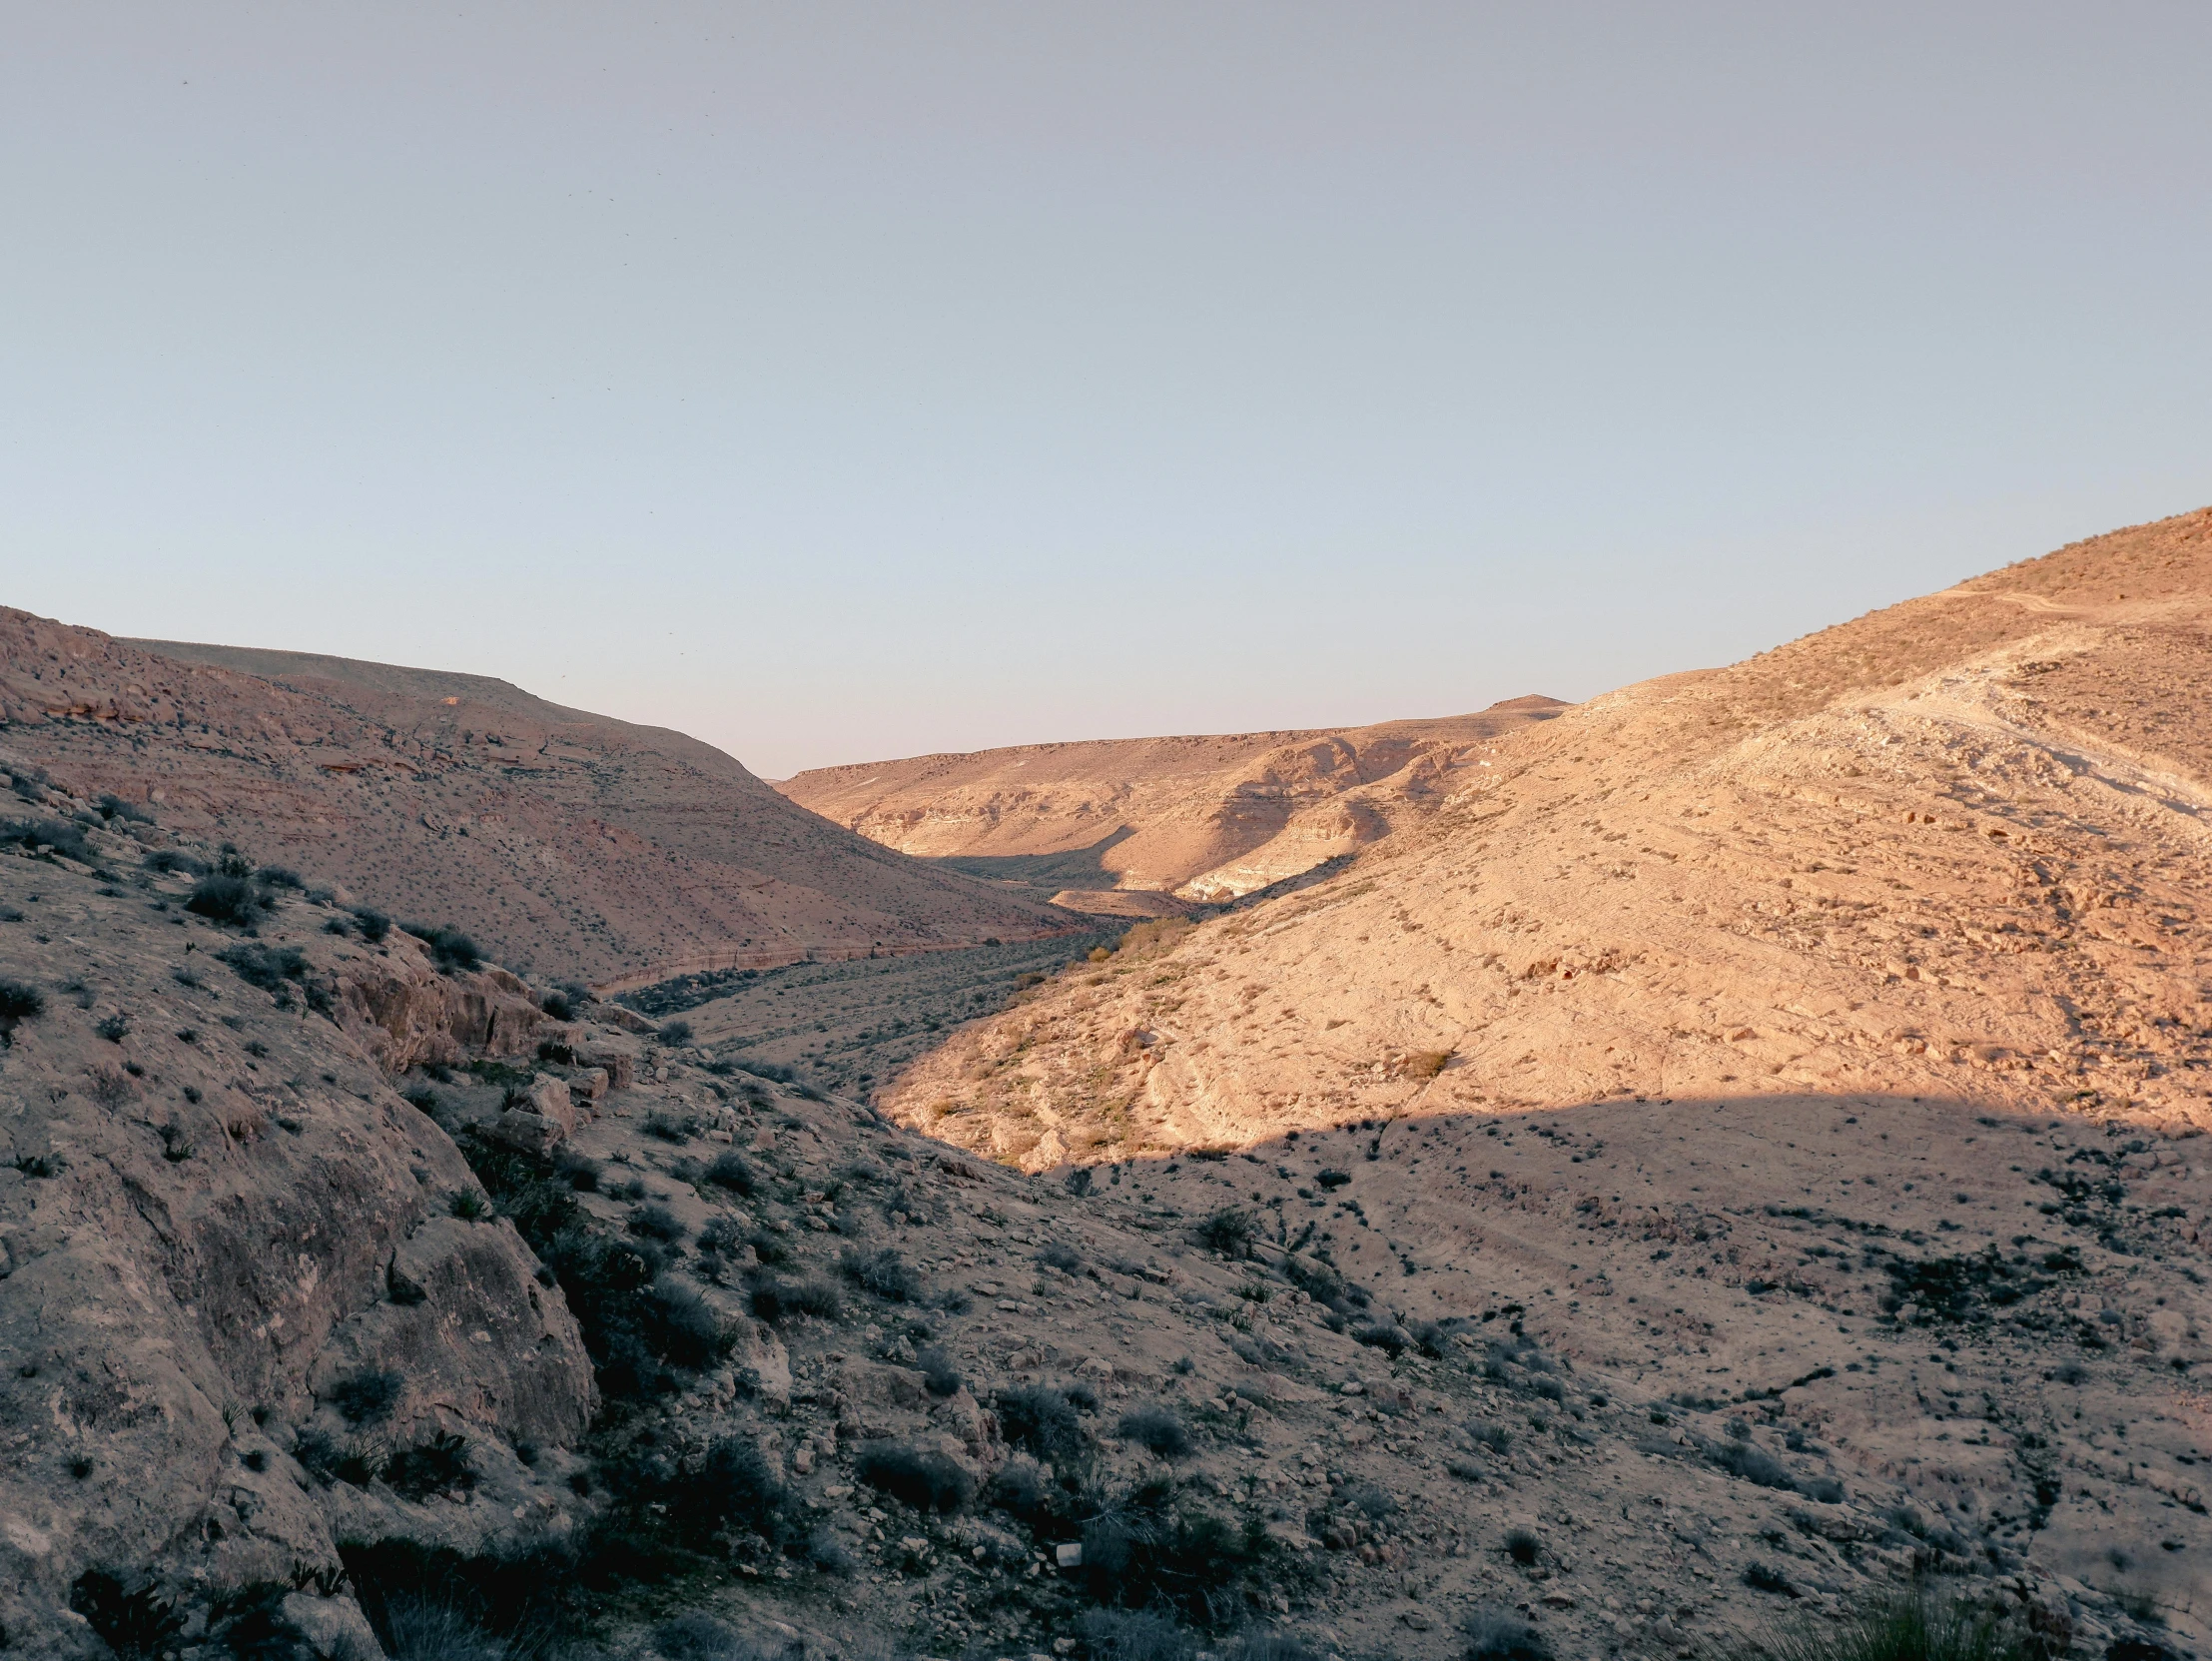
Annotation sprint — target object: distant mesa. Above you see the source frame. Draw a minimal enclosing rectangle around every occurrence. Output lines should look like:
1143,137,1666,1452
775,695,1568,903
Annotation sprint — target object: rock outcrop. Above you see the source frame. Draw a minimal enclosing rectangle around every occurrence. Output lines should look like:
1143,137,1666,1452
0,826,597,1653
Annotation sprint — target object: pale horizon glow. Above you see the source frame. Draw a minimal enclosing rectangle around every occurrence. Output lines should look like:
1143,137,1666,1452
5,4,2210,777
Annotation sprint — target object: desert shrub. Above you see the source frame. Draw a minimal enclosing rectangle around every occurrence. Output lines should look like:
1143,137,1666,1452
917,1345,964,1397
642,1110,695,1144
839,1246,923,1302
255,864,304,890
806,1527,862,1578
539,989,575,1021
1066,1166,1095,1197
1078,1608,1196,1661
552,1148,600,1191
400,1083,441,1116
2,817,95,862
1711,1439,1800,1492
998,1385,1093,1466
1504,1527,1542,1566
639,1279,733,1370
1079,1486,1274,1628
747,1274,842,1324
1314,1169,1352,1191
449,1189,491,1220
1117,1402,1192,1458
1470,1421,1512,1454
731,1057,796,1083
1354,1320,1409,1355
350,906,391,943
1194,1207,1256,1256
404,924,481,974
704,1150,756,1194
857,1443,976,1513
1744,1561,1796,1596
383,1432,474,1501
655,1612,747,1660
329,1366,404,1423
2052,1361,2088,1385
1465,1609,1551,1661
1411,1318,1449,1357
1340,1482,1395,1518
989,1455,1056,1521
656,1434,804,1554
342,1537,587,1657
218,942,310,994
1445,1457,1486,1482
696,1215,748,1259
95,794,151,824
1529,1374,1565,1402
627,1203,686,1244
69,1569,185,1659
143,849,206,876
186,874,272,926
0,978,46,1023
658,1019,693,1047
1037,1240,1084,1273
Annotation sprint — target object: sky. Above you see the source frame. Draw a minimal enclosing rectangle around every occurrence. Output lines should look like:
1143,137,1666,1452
5,4,2210,778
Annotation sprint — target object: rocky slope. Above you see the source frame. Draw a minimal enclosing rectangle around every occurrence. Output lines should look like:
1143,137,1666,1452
0,615,1074,987
872,505,2212,1646
883,508,2212,1157
776,698,1567,905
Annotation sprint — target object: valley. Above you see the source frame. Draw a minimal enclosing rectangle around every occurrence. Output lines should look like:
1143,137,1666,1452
5,507,2212,1661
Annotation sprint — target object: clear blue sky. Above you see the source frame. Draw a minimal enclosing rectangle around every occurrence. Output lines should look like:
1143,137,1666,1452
6,4,2208,777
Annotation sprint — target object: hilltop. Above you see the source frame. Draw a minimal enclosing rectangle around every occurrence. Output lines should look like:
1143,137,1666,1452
776,698,1567,908
0,616,1075,987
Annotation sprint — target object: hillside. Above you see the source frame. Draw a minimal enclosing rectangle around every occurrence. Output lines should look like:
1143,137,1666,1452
776,697,1567,906
0,615,1075,986
883,508,2212,1161
4,806,2189,1661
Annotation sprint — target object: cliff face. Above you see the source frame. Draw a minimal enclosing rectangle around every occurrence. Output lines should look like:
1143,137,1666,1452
0,615,1077,987
777,696,1568,902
